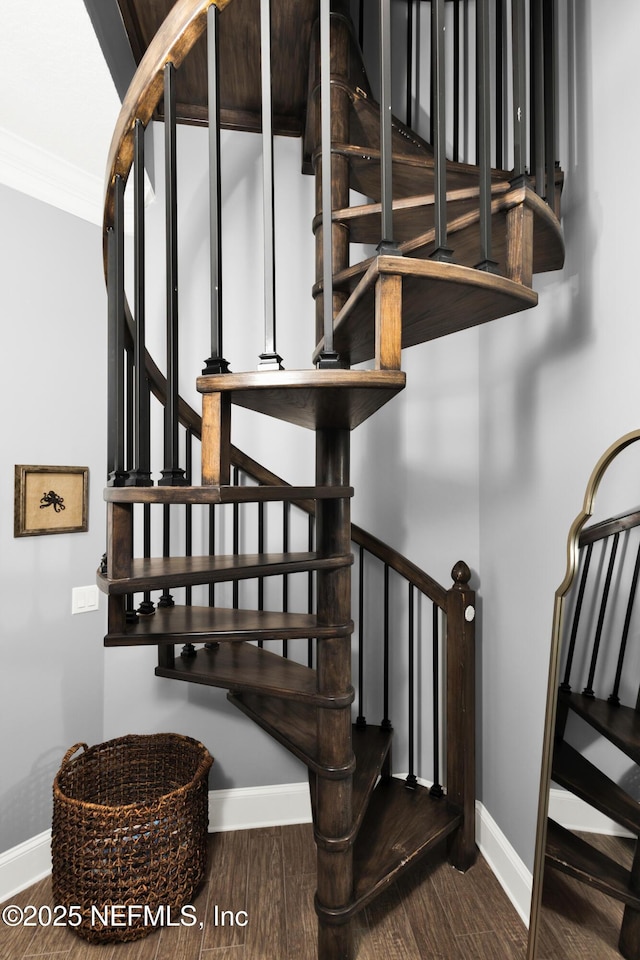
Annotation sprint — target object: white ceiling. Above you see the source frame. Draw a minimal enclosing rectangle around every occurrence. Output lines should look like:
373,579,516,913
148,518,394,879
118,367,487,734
0,0,122,225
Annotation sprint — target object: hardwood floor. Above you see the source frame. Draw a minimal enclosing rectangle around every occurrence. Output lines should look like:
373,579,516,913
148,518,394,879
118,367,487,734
0,824,631,960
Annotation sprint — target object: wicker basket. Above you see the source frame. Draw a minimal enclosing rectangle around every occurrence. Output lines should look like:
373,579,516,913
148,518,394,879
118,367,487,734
51,733,213,942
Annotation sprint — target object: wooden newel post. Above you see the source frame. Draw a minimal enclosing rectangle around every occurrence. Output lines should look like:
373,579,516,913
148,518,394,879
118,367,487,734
446,560,477,872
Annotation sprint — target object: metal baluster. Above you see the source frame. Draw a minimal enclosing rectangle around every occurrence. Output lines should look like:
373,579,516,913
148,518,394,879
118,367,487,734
511,0,528,182
127,120,152,485
531,0,545,196
406,0,414,129
378,0,400,255
610,538,640,705
430,600,444,797
316,0,341,367
406,583,417,789
583,533,620,698
476,0,498,272
356,545,366,727
159,63,186,486
257,500,265,649
107,175,126,486
308,514,314,668
453,0,460,162
233,466,239,609
358,0,364,51
430,0,452,261
543,0,557,206
257,0,283,369
282,501,289,659
125,347,134,474
181,430,196,658
496,0,504,168
382,564,392,730
203,4,230,375
560,542,593,692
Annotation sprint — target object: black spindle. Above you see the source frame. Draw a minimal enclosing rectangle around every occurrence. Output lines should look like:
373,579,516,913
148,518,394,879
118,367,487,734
560,542,593,692
356,545,366,727
258,0,283,369
543,0,557,206
495,0,504,168
138,501,155,616
159,63,186,486
453,0,460,162
382,564,392,730
205,503,217,650
257,499,265,648
107,175,126,486
127,120,152,486
531,0,545,196
282,501,289,659
583,534,620,698
406,583,417,789
406,0,414,129
476,0,498,273
308,514,314,668
430,0,452,261
610,539,640,705
316,0,340,367
430,600,444,797
511,0,528,182
232,466,239,609
203,4,230,375
377,0,399,255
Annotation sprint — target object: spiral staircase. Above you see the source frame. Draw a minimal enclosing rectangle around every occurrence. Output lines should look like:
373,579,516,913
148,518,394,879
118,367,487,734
95,1,564,957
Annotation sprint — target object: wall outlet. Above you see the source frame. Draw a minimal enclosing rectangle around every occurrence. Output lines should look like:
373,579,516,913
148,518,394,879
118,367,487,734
71,585,100,615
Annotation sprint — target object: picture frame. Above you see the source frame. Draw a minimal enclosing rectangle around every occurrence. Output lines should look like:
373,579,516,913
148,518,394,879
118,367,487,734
14,465,89,537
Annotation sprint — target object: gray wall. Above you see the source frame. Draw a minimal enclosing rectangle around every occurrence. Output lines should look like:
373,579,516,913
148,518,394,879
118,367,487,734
0,185,107,851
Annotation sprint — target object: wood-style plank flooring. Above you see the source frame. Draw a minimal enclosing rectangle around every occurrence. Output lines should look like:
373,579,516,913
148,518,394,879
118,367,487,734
0,824,631,959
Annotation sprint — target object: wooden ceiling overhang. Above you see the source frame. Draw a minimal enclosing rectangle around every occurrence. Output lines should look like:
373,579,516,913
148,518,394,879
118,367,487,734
116,0,321,136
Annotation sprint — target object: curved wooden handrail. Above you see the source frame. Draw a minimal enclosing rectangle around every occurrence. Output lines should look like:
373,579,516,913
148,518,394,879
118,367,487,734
103,0,233,240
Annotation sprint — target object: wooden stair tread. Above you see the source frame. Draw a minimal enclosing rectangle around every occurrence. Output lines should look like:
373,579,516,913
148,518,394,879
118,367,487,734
98,551,353,595
315,255,538,366
552,740,640,836
104,606,353,646
344,779,461,917
560,690,640,765
155,641,352,706
350,725,393,843
196,369,406,430
545,818,640,909
104,484,353,504
330,183,564,277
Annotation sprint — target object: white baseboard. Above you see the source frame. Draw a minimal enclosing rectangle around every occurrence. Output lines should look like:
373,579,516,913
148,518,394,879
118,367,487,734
0,830,52,904
475,801,533,927
208,781,312,832
549,786,633,837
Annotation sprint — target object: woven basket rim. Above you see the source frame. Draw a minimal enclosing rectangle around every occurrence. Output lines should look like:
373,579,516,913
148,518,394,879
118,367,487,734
53,732,213,813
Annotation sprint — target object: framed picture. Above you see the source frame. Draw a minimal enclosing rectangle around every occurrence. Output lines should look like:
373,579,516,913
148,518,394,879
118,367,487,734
14,465,89,537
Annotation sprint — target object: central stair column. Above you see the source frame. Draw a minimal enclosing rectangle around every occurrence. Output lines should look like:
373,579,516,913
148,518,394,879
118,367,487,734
315,426,354,960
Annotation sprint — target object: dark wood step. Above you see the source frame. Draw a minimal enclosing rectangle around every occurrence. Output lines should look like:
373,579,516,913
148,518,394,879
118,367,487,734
560,690,640,766
155,641,353,707
104,606,353,646
552,739,640,837
314,255,538,367
97,551,352,595
196,369,406,430
104,484,353,504
328,182,564,277
545,818,640,909
317,778,462,922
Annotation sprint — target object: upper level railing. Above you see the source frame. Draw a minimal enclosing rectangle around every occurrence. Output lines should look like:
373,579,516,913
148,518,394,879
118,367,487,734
103,0,560,489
